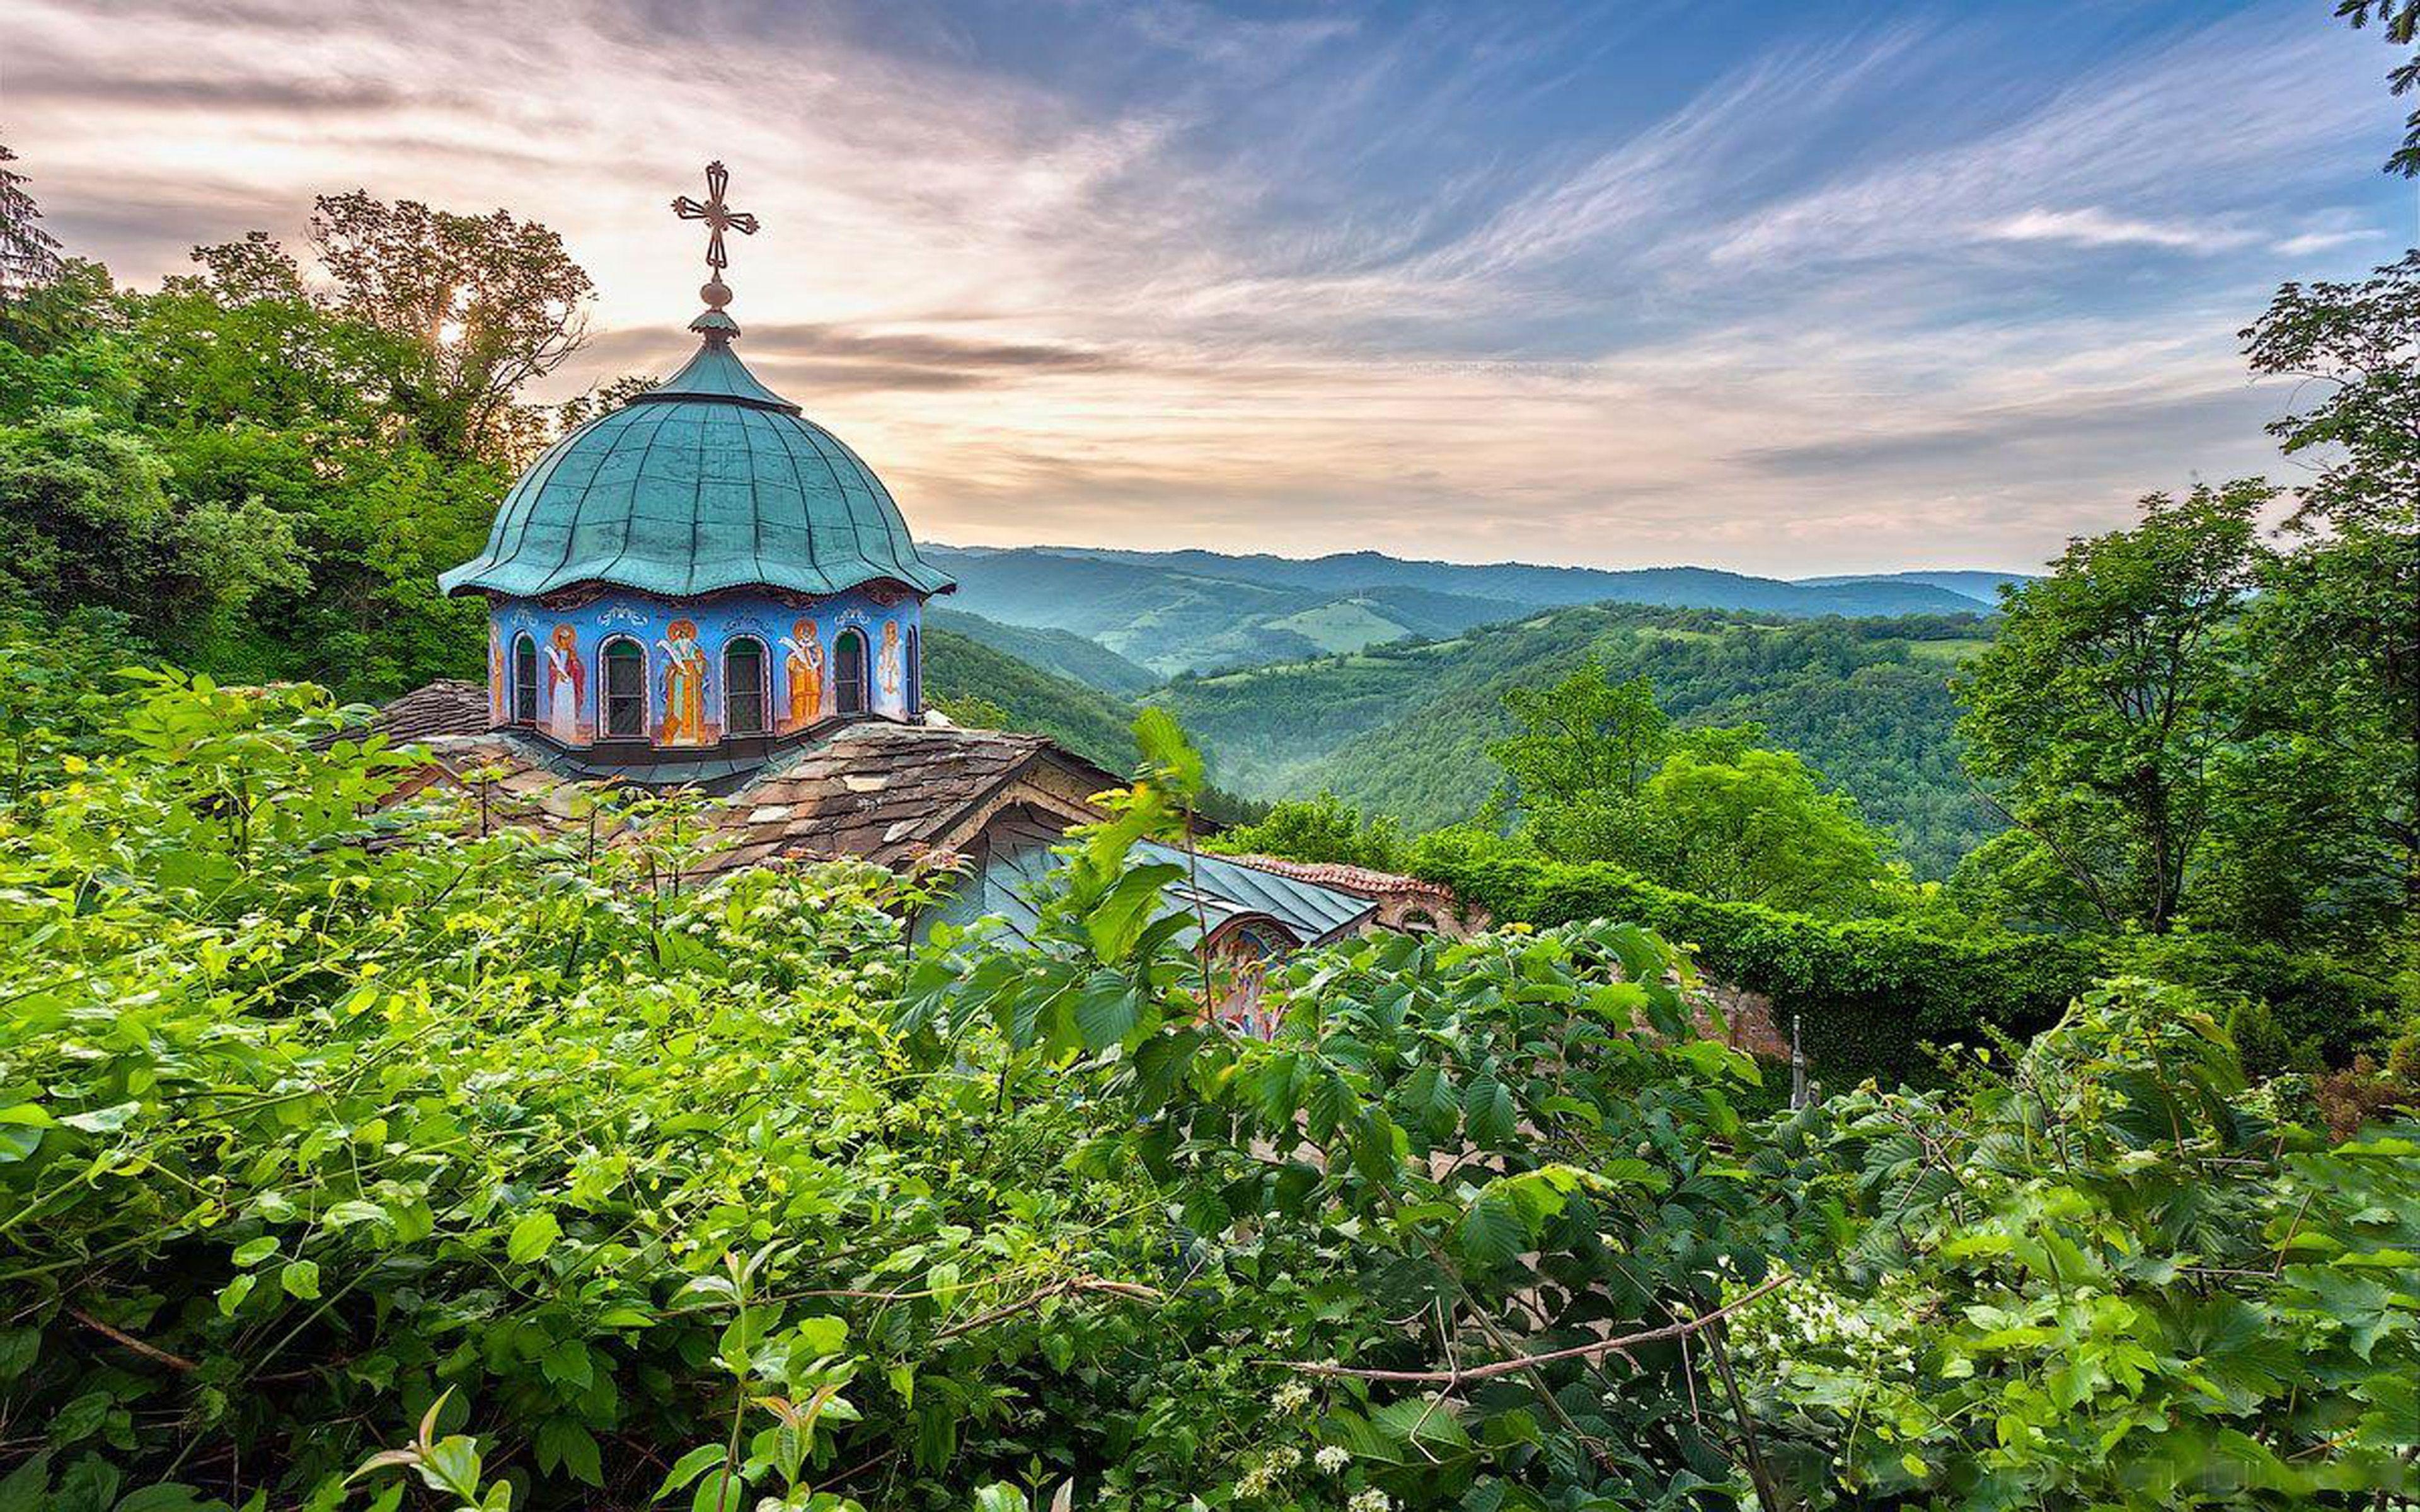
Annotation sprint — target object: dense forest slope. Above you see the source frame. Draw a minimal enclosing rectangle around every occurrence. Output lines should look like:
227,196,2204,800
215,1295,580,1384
1156,605,1998,877
924,606,1160,694
928,544,2000,675
920,627,1141,772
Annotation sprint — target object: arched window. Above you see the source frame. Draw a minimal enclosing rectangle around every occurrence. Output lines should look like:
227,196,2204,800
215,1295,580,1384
904,624,921,714
834,628,868,716
722,637,766,736
511,634,538,726
601,637,646,739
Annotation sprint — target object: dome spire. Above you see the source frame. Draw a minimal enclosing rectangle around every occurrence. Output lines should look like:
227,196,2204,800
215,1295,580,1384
671,160,759,339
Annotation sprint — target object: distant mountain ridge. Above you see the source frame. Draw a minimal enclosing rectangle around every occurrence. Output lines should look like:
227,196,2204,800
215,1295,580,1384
928,544,2013,677
1794,570,2034,605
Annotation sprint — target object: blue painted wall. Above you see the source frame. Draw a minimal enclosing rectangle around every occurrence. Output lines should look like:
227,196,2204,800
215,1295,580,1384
485,587,925,747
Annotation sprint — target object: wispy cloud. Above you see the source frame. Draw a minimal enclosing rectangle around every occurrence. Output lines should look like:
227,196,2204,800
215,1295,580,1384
1985,207,2257,253
1,0,2405,575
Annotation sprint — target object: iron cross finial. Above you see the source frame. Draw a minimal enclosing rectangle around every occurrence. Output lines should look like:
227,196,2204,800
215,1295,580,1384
672,161,759,283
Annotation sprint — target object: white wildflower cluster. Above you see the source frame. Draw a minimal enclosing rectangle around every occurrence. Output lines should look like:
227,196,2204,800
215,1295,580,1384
1315,1446,1351,1474
1347,1489,1392,1512
657,868,911,998
1271,1378,1314,1414
1722,1264,1923,1383
1232,1445,1304,1498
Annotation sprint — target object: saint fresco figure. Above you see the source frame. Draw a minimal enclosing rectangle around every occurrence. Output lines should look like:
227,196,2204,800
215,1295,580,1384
780,617,826,729
488,625,506,723
659,617,709,745
877,619,903,700
543,624,584,743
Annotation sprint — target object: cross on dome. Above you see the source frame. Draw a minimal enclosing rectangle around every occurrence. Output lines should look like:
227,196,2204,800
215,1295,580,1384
672,161,759,314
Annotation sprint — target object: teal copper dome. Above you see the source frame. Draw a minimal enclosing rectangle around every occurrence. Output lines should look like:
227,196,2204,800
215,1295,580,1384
439,314,955,602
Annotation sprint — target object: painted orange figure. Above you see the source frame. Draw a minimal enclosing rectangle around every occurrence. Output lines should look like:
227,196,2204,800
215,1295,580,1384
659,617,708,745
781,617,826,729
543,624,584,743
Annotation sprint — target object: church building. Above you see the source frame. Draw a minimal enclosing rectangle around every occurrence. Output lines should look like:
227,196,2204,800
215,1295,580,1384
380,164,1407,973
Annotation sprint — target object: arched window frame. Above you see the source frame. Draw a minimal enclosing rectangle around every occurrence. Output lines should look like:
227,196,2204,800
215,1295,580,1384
599,634,648,741
904,622,921,714
511,633,539,726
722,634,769,737
834,627,870,717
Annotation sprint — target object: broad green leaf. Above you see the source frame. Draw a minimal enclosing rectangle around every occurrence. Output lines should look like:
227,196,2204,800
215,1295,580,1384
60,1101,139,1134
216,1274,256,1318
651,1445,727,1503
1073,971,1141,1051
539,1339,593,1390
507,1211,560,1264
1456,1190,1524,1267
792,1315,848,1357
0,1457,45,1512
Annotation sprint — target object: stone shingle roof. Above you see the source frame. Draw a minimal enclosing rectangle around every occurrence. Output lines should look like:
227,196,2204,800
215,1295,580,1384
367,682,1111,871
360,685,1383,955
369,679,490,742
710,723,1097,871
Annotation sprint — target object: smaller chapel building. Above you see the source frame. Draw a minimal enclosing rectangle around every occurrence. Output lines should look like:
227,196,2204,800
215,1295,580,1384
437,295,950,772
386,164,1421,975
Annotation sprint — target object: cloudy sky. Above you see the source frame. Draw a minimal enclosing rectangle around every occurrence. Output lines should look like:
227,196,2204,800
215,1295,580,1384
5,0,2413,574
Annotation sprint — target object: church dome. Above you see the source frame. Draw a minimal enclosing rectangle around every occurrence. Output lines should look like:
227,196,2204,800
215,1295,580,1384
438,315,955,602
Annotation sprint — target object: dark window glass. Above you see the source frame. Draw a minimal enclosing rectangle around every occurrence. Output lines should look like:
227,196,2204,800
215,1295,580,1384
723,639,764,736
604,640,645,738
512,635,538,724
905,626,921,713
834,629,868,716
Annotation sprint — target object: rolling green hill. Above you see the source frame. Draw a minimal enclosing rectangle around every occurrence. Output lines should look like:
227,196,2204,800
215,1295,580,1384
926,544,1998,676
1794,570,2034,605
1153,605,2002,878
920,627,1141,774
924,607,1158,694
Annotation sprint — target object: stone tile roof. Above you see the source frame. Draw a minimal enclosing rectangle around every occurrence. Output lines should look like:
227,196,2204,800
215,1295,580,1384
369,682,1112,871
370,679,490,742
361,685,1374,949
708,723,1087,871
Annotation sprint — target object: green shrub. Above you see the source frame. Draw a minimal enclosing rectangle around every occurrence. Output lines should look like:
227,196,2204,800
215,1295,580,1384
1417,852,2098,1084
1417,850,2407,1087
0,674,1242,1512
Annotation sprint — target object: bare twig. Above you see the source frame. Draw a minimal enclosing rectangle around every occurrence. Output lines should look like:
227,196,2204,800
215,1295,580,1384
933,1276,1163,1341
69,1307,197,1373
1280,1274,1790,1385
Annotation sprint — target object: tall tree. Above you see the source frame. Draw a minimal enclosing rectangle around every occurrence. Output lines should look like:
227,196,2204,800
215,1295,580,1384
0,406,306,639
1489,663,1905,914
1954,484,2270,934
1492,663,1669,809
306,191,593,460
2334,0,2420,176
1645,743,1903,914
0,139,63,301
2238,252,2420,947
